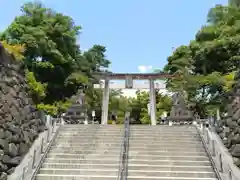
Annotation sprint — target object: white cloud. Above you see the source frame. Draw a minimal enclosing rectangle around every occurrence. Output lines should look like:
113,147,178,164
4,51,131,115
138,65,153,73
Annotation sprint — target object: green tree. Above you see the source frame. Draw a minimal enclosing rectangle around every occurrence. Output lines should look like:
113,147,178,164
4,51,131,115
85,88,130,123
229,0,240,7
129,90,172,124
164,4,240,117
1,2,110,115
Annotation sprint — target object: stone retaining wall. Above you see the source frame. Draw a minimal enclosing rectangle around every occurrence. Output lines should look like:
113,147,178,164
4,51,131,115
0,45,45,179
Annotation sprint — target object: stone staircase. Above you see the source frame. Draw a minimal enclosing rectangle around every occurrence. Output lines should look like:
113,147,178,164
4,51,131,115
33,124,219,180
127,125,218,180
35,125,123,180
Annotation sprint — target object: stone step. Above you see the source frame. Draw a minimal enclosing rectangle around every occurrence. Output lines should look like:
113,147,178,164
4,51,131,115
130,127,197,129
128,178,217,180
129,128,197,131
129,125,194,127
49,149,121,154
46,155,119,161
129,140,200,143
46,154,209,161
58,130,123,133
135,135,200,138
44,158,212,166
54,140,200,145
129,144,204,149
56,136,199,140
59,132,198,136
59,131,123,134
54,138,122,142
47,153,120,159
55,139,201,144
59,127,122,130
60,126,192,129
59,128,123,131
38,168,216,178
44,158,119,164
49,149,206,156
50,146,205,152
50,146,121,150
59,127,122,129
36,174,218,180
129,128,197,130
55,137,200,141
58,129,122,132
129,130,198,133
58,133,198,137
129,129,197,132
58,128,122,131
127,171,216,178
129,134,199,137
51,142,122,146
60,125,121,127
50,147,204,153
146,131,207,134
128,151,207,156
42,163,214,172
54,138,122,141
57,134,123,137
129,129,198,132
42,163,119,169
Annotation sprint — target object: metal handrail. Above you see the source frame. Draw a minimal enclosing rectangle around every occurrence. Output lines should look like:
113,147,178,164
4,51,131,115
117,112,130,180
196,118,240,180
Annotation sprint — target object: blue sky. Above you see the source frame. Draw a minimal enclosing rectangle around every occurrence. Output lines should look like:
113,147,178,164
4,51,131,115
1,0,228,74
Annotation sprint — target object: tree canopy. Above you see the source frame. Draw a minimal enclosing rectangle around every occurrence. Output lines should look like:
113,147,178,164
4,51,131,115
1,2,110,115
128,90,172,124
164,2,240,117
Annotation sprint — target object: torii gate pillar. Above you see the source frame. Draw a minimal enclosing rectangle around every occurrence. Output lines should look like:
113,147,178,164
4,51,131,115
101,79,110,125
149,79,157,125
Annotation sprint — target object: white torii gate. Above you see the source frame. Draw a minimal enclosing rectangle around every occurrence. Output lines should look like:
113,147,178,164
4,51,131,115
94,73,170,125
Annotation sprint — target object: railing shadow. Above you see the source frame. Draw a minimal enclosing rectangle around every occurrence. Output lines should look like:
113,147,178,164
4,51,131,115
196,118,240,180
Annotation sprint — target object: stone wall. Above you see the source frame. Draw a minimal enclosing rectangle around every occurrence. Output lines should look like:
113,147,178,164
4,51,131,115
216,71,240,167
0,45,45,179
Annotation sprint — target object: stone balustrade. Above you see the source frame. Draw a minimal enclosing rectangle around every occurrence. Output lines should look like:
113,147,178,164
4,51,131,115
8,116,60,180
197,120,240,180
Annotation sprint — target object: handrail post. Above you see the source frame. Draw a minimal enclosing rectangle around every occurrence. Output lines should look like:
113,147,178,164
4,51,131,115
47,128,50,142
22,166,26,180
40,138,44,153
228,169,232,180
32,149,37,169
219,153,223,173
212,139,216,157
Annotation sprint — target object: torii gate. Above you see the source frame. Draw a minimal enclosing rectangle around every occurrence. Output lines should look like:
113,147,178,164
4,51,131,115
94,72,172,125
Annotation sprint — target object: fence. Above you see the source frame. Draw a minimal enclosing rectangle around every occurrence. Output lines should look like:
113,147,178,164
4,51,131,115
8,115,60,180
197,119,240,180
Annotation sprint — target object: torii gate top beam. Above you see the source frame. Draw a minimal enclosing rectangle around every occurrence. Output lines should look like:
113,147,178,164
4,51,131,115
94,72,172,80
